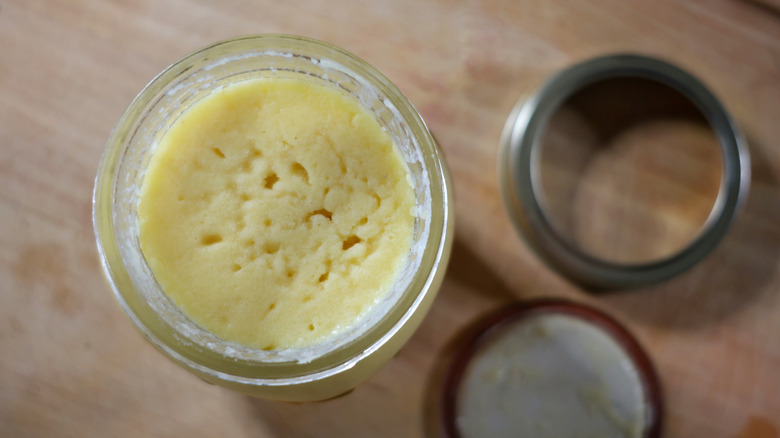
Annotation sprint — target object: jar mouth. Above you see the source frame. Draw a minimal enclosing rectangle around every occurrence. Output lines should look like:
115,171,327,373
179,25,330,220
499,54,750,289
94,34,453,386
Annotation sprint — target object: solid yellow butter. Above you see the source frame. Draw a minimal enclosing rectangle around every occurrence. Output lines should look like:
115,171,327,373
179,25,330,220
138,78,414,350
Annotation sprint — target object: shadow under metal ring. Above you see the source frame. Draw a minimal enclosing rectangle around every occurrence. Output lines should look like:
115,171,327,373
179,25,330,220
499,54,751,289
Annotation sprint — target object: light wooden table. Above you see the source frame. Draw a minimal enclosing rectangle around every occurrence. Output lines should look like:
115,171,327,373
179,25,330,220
2,1,779,436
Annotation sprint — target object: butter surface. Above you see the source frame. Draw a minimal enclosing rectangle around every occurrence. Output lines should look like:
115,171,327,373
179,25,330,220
138,78,414,350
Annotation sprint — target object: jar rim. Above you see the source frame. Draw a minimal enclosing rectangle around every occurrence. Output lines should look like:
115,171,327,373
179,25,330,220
93,34,454,390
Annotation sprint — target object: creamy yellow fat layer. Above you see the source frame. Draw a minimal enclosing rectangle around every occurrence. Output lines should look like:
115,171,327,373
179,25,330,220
138,78,414,350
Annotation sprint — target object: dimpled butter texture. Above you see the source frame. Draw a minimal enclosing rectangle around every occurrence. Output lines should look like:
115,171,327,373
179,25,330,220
138,78,415,350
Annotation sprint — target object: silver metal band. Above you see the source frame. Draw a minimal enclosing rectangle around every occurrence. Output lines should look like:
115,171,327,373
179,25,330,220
499,54,750,289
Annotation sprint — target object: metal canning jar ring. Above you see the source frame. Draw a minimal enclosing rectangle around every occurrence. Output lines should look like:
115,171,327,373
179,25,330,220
499,54,750,289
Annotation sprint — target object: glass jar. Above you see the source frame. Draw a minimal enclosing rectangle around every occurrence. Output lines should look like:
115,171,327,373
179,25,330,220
93,34,454,401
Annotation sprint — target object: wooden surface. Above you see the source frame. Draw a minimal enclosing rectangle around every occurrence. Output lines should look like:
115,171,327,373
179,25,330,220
1,0,779,436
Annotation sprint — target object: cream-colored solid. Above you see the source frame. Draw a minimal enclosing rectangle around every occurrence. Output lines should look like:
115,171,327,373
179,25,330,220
138,78,415,350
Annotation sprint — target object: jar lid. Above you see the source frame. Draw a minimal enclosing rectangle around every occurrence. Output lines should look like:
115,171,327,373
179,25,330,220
439,299,662,438
499,54,750,288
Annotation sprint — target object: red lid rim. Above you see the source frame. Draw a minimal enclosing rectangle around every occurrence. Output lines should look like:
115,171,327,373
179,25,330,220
439,298,663,438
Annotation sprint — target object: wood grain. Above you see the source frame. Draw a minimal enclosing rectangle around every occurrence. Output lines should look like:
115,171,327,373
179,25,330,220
1,0,779,437
538,77,725,264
